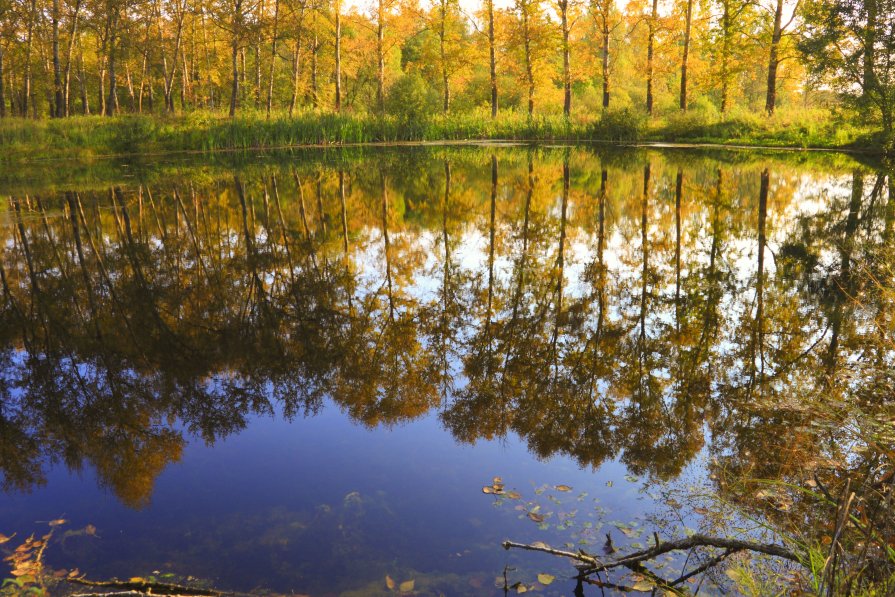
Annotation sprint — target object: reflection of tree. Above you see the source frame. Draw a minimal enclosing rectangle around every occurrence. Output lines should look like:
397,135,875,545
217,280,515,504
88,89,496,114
0,149,892,514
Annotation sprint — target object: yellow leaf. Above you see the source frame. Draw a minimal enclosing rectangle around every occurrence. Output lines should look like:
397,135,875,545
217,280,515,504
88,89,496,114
48,519,67,527
11,564,37,577
527,512,544,523
531,541,550,549
506,491,521,499
386,575,395,590
537,573,555,585
631,579,655,591
555,485,572,492
516,584,528,593
493,476,503,485
399,579,415,592
85,524,97,536
0,533,14,545
129,577,146,583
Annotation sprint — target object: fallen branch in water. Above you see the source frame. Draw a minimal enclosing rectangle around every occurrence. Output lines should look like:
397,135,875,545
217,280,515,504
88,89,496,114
67,577,222,596
72,593,206,597
504,533,798,571
504,533,800,591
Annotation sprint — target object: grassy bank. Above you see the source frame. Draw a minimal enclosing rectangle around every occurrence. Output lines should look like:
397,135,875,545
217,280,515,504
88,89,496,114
0,107,882,161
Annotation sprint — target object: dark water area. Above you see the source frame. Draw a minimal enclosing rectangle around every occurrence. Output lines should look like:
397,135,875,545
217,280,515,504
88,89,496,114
0,145,892,595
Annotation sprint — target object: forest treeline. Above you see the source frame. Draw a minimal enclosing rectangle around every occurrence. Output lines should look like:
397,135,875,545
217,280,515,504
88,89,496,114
0,0,893,146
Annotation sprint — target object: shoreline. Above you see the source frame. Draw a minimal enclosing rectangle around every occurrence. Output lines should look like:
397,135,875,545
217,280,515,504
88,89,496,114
0,137,885,166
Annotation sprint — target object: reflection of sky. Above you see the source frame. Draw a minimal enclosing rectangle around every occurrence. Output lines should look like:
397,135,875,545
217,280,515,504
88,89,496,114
0,397,673,594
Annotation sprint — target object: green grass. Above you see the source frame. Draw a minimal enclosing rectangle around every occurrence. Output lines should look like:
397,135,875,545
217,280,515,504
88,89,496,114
0,106,882,163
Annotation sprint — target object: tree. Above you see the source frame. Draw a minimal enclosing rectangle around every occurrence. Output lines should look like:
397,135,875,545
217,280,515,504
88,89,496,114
514,0,547,116
590,0,619,109
710,0,753,114
555,0,581,116
763,0,798,114
679,0,693,109
800,0,895,148
333,0,341,111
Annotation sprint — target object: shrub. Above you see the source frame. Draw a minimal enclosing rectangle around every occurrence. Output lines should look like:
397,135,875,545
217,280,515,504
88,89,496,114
385,72,441,124
588,107,646,142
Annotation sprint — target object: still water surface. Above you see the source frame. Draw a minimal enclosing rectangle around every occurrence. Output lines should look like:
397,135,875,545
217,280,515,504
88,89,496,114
0,145,892,594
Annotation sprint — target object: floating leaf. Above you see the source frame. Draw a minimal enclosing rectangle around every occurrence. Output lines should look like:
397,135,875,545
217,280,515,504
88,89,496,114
606,481,613,488
555,485,572,492
506,491,521,500
693,507,710,515
129,577,146,583
398,579,415,592
0,533,13,545
631,579,655,591
528,512,545,523
11,565,37,577
85,524,97,536
48,519,67,527
537,573,555,585
386,575,396,590
531,541,550,549
514,583,528,593
483,486,496,494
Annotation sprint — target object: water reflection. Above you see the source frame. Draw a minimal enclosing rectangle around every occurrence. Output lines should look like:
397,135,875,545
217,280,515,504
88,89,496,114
0,147,893,581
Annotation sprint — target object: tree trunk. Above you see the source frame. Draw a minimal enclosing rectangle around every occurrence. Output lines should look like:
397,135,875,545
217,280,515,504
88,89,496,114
289,35,302,116
62,0,83,116
522,1,534,116
24,0,36,117
126,62,136,110
52,0,64,117
862,0,877,99
679,0,693,110
376,0,385,111
601,6,609,109
229,0,244,117
720,0,730,113
334,0,341,112
765,0,783,115
266,0,280,117
159,0,187,113
78,50,90,114
0,46,5,118
646,0,657,115
254,0,263,109
488,0,497,117
106,13,119,116
559,0,570,116
310,31,318,107
201,7,214,108
439,1,449,113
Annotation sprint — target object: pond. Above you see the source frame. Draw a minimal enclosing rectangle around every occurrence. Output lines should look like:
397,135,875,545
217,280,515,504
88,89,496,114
0,145,892,595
